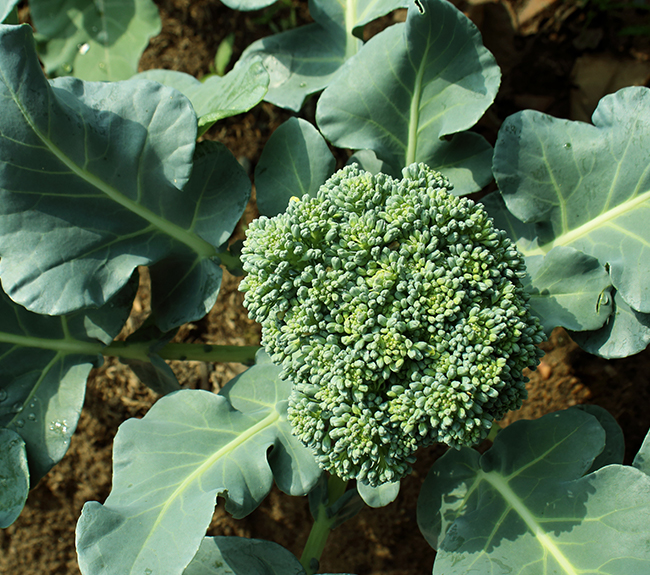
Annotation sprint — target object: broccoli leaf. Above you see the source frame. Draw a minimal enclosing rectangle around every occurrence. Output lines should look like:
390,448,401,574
494,87,650,318
134,58,269,136
0,0,19,23
356,479,400,508
417,408,650,575
76,351,321,575
316,0,500,190
634,428,650,476
570,289,650,358
572,404,625,473
117,322,181,396
524,247,613,334
0,25,250,329
484,192,614,336
255,118,336,216
182,537,305,575
32,0,161,81
0,429,29,528
240,0,408,111
220,0,278,9
0,281,134,486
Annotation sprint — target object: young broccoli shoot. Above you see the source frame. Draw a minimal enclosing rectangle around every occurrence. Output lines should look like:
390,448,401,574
240,163,545,487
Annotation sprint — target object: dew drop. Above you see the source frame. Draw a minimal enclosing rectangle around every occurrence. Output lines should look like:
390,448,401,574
62,63,73,73
15,419,24,428
299,82,306,88
78,42,90,55
564,142,571,149
98,62,106,69
11,402,23,413
28,413,37,422
0,389,7,402
49,420,69,435
144,569,153,575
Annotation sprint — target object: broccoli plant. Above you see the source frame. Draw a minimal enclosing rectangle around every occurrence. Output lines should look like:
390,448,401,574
242,163,544,487
1,0,650,573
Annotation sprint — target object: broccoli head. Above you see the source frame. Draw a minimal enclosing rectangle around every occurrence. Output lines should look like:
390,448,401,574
240,163,545,486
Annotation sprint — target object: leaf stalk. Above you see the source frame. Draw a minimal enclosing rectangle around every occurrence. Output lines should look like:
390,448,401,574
102,341,261,363
300,474,349,575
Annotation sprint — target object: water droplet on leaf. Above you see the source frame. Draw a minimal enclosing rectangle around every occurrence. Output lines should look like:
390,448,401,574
0,389,7,402
50,420,69,435
11,402,23,413
78,43,90,55
28,413,37,422
15,419,24,428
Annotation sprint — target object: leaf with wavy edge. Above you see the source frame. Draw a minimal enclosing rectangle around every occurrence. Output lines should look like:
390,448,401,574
494,86,650,317
255,118,336,217
482,192,613,336
0,282,134,486
134,58,269,136
76,351,321,575
32,0,161,81
0,25,249,328
316,0,499,190
418,408,650,575
240,0,408,111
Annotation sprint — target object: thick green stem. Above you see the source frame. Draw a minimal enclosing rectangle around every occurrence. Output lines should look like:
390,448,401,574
216,250,242,271
487,421,502,442
300,475,349,575
102,340,260,363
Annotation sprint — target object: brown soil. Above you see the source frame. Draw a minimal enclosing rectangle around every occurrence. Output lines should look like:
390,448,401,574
2,1,650,574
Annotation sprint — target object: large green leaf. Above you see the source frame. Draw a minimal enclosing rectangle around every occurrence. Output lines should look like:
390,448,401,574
183,537,304,575
0,282,134,485
32,0,161,81
147,141,251,332
240,0,408,111
483,188,614,337
0,429,29,527
494,87,650,317
134,58,269,136
417,408,650,574
316,0,500,190
76,351,321,575
255,118,336,216
0,25,250,329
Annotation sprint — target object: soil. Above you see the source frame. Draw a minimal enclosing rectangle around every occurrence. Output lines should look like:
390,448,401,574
2,1,650,574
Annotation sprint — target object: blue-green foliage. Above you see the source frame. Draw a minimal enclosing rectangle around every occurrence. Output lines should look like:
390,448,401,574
240,163,545,486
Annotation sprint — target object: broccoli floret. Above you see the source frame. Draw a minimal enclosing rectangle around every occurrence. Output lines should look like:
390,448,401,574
240,163,545,487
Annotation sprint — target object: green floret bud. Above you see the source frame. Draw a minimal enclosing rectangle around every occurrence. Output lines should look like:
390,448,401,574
240,163,545,487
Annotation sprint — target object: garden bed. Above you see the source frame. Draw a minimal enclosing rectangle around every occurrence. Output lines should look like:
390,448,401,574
1,0,650,573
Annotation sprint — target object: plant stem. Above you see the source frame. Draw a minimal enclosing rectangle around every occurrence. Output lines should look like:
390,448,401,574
102,340,261,363
487,421,502,442
300,474,349,575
